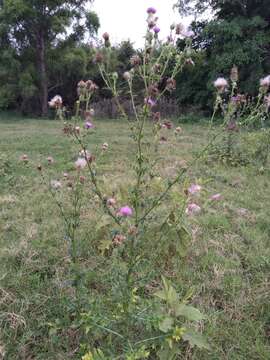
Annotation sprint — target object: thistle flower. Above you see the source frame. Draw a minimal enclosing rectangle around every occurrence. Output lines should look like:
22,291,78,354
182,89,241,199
153,26,160,34
144,97,156,107
102,32,110,41
163,121,173,129
188,184,202,195
118,206,133,217
214,77,228,92
185,203,201,216
75,126,80,134
113,234,126,246
85,121,93,129
79,176,86,184
50,180,62,190
47,156,54,164
94,52,104,64
210,193,222,201
185,58,195,66
175,126,182,134
20,154,29,163
102,142,108,151
75,158,87,170
107,198,116,207
79,149,91,161
147,7,157,14
123,71,132,81
166,78,176,91
183,30,194,38
130,54,141,67
48,95,62,109
175,23,184,35
260,75,270,89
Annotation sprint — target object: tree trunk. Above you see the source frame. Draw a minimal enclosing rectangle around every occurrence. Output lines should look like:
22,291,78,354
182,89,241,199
37,31,48,117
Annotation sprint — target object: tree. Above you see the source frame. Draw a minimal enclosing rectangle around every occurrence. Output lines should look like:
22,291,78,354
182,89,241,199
0,0,99,116
174,0,270,109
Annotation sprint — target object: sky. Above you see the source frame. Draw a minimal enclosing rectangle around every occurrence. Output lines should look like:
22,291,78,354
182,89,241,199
91,0,194,48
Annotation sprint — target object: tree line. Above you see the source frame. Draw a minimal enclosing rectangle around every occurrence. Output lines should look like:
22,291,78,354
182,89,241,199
0,0,269,117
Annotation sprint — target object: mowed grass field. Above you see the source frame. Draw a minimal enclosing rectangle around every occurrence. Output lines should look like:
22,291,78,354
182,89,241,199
0,115,270,359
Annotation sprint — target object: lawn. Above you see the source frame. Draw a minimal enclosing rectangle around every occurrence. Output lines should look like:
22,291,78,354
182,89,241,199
0,116,270,359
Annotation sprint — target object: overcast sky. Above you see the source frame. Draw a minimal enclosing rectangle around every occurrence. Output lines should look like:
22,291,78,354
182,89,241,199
91,0,193,48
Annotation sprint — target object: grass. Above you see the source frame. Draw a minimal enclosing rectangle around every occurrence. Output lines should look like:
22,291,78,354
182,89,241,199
0,116,270,359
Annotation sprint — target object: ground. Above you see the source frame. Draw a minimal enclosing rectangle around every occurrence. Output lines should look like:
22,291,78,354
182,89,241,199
0,115,269,359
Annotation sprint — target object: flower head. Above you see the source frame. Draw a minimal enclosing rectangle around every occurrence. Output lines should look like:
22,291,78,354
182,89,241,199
144,97,156,108
47,156,54,164
85,121,93,129
260,75,270,89
20,154,29,163
75,158,87,170
102,142,108,151
185,203,201,216
123,71,132,81
102,32,110,41
175,126,182,134
50,180,62,190
147,7,156,14
130,54,141,67
107,198,116,207
48,95,62,109
214,77,228,92
118,206,133,217
153,26,160,34
188,184,202,195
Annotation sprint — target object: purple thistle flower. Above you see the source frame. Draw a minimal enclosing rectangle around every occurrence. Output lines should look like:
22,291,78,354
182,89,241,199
145,97,156,108
147,7,156,14
118,206,133,217
85,121,93,129
153,26,160,34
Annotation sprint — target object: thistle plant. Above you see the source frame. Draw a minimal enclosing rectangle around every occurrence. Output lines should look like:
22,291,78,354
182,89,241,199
209,67,270,166
43,7,219,358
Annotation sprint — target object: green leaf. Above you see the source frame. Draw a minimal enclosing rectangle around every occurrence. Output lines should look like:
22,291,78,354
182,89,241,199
159,317,174,333
183,330,210,350
175,304,205,321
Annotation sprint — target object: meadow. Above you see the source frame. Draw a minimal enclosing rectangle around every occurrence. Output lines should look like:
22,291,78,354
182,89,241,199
0,115,269,359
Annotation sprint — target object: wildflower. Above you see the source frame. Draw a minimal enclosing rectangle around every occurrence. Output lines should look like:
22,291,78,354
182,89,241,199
185,58,195,66
79,176,86,184
260,75,270,89
75,126,80,134
47,156,54,164
185,203,201,216
20,154,29,163
63,172,69,178
148,84,159,97
102,32,110,41
214,77,228,92
102,142,108,151
113,234,126,246
89,108,95,116
50,180,62,190
188,184,202,195
210,193,222,201
107,198,116,207
48,95,62,109
147,7,157,14
145,97,156,107
153,26,160,34
166,78,176,91
175,126,182,134
123,71,132,81
163,120,173,129
75,158,87,170
79,149,91,161
175,23,184,35
130,54,141,67
118,206,133,217
183,30,194,38
93,52,104,64
85,121,93,129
